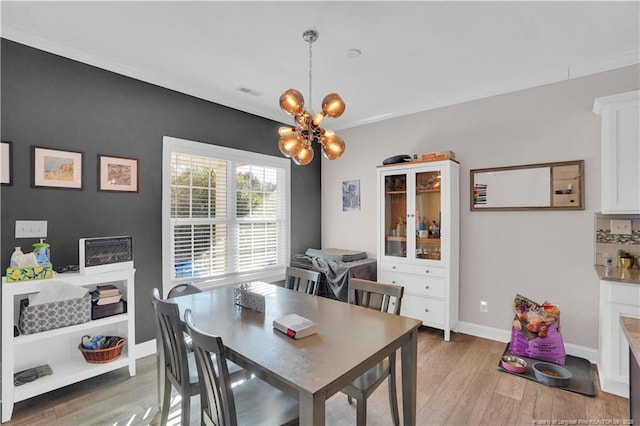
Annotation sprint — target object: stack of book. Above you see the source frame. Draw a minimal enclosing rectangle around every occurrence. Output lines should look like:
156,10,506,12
92,285,122,305
90,285,126,320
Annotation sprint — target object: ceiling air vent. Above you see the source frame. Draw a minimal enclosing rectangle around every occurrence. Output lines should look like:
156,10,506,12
236,86,262,97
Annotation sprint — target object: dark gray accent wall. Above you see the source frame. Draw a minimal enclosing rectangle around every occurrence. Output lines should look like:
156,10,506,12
0,39,321,343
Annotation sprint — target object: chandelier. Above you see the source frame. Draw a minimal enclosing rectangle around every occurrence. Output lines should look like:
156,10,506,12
278,30,346,166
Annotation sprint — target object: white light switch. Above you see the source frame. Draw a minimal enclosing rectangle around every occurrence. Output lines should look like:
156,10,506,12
610,219,632,235
15,220,48,238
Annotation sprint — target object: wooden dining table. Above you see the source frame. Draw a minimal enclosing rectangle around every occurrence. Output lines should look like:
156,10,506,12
168,282,422,426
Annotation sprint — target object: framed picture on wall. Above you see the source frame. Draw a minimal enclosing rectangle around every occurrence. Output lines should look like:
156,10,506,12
1,141,13,185
342,179,361,211
98,154,139,192
32,146,83,190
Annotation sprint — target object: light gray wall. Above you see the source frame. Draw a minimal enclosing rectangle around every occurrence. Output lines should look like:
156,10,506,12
321,64,640,350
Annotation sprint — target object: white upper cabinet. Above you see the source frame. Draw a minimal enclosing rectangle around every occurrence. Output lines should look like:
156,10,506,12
594,90,640,214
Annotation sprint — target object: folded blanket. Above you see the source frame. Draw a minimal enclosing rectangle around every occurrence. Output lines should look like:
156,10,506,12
14,364,53,386
311,256,351,302
305,248,367,262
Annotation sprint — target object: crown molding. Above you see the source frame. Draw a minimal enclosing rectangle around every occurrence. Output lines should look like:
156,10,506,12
339,50,640,130
1,25,280,122
3,24,638,131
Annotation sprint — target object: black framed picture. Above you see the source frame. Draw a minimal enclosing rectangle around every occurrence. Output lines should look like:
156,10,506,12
32,146,83,190
98,154,139,193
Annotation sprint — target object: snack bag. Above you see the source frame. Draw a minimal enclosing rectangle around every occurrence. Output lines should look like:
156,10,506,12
510,294,566,365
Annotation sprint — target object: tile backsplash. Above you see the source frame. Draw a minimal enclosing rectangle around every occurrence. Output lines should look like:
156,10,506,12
594,214,640,267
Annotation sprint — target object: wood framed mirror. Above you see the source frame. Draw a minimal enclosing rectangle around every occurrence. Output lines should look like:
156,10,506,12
470,160,584,211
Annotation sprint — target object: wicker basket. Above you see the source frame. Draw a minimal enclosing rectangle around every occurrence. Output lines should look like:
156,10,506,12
78,335,126,364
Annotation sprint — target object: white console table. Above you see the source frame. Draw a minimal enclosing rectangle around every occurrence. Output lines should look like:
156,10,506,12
1,269,136,422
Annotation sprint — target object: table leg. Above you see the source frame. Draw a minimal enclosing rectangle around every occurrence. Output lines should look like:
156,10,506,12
401,328,418,426
299,391,326,426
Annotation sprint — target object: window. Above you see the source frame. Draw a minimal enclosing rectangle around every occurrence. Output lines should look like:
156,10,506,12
162,136,290,295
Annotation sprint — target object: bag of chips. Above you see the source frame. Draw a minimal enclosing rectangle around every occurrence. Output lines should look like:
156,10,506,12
510,294,566,365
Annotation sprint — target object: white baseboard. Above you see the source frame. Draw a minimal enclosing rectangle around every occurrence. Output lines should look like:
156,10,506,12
456,321,600,364
597,375,629,398
456,321,511,343
135,339,157,359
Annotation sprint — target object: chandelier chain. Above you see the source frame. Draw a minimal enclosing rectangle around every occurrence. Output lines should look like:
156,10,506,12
308,36,313,113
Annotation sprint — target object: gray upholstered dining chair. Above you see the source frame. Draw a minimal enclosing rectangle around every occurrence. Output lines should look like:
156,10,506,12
341,278,404,426
284,266,321,295
184,308,299,426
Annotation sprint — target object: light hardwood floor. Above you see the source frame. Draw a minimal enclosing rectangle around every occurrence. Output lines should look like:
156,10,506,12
5,327,630,425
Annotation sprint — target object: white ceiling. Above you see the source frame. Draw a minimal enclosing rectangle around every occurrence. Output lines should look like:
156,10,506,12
2,1,639,130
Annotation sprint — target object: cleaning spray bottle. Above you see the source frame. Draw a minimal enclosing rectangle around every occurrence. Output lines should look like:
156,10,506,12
10,247,24,267
32,239,50,266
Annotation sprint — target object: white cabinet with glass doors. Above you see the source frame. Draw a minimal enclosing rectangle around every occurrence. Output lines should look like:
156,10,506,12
377,159,459,341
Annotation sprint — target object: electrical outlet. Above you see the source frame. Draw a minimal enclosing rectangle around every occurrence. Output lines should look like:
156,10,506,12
611,219,632,235
15,220,48,238
480,300,488,313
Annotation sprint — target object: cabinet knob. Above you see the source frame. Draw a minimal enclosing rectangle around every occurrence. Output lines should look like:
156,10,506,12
392,266,396,269
425,286,430,290
425,269,430,274
392,281,396,284
425,308,429,312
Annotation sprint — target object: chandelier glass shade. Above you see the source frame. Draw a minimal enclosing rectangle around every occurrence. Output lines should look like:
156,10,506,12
278,30,346,165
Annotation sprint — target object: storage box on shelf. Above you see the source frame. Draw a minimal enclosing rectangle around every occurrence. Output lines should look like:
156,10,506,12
5,264,53,282
377,159,460,341
1,268,136,423
18,293,91,334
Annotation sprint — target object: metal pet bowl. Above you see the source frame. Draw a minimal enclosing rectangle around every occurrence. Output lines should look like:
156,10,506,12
532,362,572,387
501,355,527,373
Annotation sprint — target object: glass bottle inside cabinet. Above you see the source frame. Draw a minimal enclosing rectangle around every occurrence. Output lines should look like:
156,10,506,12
415,170,441,260
384,174,407,258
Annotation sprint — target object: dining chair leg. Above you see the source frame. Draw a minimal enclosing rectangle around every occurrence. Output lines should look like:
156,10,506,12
161,375,172,426
157,337,165,411
387,375,400,426
181,393,190,426
355,394,367,426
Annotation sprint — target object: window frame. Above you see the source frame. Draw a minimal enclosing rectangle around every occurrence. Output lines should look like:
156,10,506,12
162,136,290,297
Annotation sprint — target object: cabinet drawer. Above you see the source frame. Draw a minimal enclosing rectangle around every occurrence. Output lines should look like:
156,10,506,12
379,270,445,299
381,262,445,278
401,295,444,327
607,282,640,306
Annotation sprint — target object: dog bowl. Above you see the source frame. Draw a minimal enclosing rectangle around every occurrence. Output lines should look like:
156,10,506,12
501,355,527,373
532,362,572,387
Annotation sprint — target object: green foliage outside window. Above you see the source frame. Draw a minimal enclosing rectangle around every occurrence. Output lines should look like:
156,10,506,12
171,166,268,218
